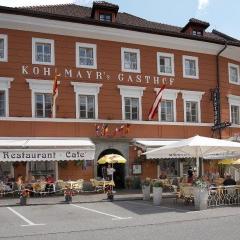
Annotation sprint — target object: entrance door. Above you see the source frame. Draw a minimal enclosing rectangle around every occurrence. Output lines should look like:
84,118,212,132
97,149,125,189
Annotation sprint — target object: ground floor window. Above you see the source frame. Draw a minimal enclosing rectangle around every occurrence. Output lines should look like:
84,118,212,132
29,161,55,178
159,159,178,178
0,162,12,180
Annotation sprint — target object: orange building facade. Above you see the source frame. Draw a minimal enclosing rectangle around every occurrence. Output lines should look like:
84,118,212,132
0,2,240,187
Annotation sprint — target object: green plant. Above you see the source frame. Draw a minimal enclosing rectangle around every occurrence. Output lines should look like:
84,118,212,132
152,180,164,188
193,178,208,189
142,177,151,187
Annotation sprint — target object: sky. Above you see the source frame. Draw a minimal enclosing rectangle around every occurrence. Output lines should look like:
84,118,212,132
0,0,239,40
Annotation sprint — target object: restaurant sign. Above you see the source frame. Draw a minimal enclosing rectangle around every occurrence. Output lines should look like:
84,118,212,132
0,149,95,162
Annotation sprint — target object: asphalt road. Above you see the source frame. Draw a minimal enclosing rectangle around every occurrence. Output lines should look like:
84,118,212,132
0,200,240,240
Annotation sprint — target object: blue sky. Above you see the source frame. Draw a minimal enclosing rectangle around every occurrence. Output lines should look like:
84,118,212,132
0,0,239,40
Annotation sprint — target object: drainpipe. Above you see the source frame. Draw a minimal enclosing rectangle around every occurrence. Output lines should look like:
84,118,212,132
216,42,228,139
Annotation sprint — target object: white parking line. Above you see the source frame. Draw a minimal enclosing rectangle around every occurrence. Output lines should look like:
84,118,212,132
70,204,132,220
7,207,45,227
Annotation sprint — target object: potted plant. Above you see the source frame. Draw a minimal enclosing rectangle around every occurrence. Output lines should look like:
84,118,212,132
141,178,151,201
152,180,164,205
19,189,29,206
193,178,209,210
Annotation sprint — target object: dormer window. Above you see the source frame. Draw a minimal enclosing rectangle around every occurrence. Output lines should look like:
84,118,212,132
181,18,209,36
91,1,119,23
99,13,112,22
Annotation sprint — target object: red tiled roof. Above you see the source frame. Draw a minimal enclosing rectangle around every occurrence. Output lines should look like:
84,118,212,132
0,3,237,45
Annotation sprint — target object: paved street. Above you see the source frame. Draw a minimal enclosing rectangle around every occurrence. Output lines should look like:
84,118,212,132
1,200,240,240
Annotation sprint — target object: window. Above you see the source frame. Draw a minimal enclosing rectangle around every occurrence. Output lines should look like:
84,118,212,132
0,77,14,117
76,43,97,69
121,48,141,73
29,161,55,176
228,94,240,125
118,85,145,121
183,55,199,79
157,52,174,76
155,88,179,122
186,101,198,122
181,90,205,123
0,91,6,117
231,105,239,124
161,100,174,122
192,30,203,36
124,97,139,120
35,93,52,118
32,38,55,65
79,95,95,119
26,79,59,118
228,63,240,84
71,82,102,119
99,13,112,22
0,34,7,62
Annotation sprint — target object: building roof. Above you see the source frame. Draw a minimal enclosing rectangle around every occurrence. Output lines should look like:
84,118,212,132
0,3,239,46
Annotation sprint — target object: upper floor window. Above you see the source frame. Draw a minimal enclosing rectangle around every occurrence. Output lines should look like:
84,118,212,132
181,90,204,123
0,91,6,117
161,100,174,122
183,55,199,79
124,97,139,120
121,48,141,73
79,95,95,119
0,34,8,62
228,94,240,125
99,13,112,22
71,82,102,119
76,43,97,69
157,52,175,76
228,63,240,85
118,85,145,121
35,93,52,118
32,38,55,65
155,88,179,122
26,79,59,118
0,77,14,117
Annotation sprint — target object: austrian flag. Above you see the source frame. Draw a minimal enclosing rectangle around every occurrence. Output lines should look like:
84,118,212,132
148,84,166,120
52,73,61,117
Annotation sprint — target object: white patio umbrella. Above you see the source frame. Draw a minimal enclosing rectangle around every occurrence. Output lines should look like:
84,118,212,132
143,135,240,176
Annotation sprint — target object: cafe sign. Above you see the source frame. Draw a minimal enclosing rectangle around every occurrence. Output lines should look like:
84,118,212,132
0,149,95,162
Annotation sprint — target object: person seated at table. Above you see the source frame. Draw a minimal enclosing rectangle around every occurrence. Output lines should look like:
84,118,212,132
45,174,55,193
159,173,167,179
16,175,24,190
223,174,236,186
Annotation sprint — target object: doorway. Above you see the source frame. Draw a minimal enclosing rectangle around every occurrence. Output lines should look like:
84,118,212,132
97,149,125,189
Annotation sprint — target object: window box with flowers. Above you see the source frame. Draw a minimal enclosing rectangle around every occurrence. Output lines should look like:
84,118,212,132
193,178,209,210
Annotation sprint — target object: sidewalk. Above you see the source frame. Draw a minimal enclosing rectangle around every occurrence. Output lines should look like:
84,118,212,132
0,189,176,207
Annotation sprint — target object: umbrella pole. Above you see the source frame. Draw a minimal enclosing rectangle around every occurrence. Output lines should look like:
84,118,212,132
196,148,199,177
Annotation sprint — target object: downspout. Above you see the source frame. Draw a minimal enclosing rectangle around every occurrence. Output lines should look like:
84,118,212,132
216,42,228,139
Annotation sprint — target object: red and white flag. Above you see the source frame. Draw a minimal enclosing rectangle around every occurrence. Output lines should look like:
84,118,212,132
148,84,166,121
52,73,60,118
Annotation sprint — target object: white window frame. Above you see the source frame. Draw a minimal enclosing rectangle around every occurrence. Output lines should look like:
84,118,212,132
0,34,8,62
157,52,175,76
26,79,59,118
0,77,14,117
154,88,179,122
118,85,145,121
228,63,240,85
121,48,141,73
227,94,240,125
71,82,102,119
181,90,204,123
76,43,97,69
182,55,199,79
32,38,55,65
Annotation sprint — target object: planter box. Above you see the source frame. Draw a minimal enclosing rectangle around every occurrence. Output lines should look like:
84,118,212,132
142,185,150,201
153,187,163,205
193,187,209,210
